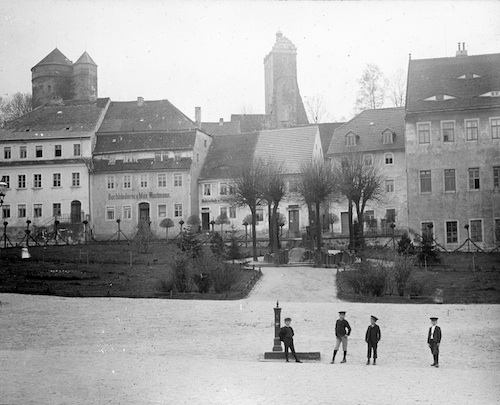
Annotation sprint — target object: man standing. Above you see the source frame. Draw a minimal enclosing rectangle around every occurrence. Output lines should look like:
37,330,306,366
365,315,381,365
428,317,442,368
278,317,302,363
331,311,351,364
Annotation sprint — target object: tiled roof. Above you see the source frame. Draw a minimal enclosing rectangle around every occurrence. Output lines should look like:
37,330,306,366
75,51,97,66
93,157,192,173
230,114,267,133
407,53,500,113
199,133,259,180
201,121,241,136
97,99,197,133
33,48,72,68
93,131,197,154
0,98,110,139
327,108,405,155
318,122,345,156
254,126,320,174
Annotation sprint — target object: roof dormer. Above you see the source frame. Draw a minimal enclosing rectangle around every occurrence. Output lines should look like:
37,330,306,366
346,132,358,147
382,129,395,144
423,94,457,101
457,73,482,79
478,90,500,98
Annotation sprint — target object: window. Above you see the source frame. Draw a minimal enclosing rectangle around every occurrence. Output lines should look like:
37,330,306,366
382,131,394,144
106,175,115,190
446,221,458,243
158,204,167,218
444,169,456,192
18,174,26,189
494,166,500,189
203,184,211,196
384,153,394,165
53,173,61,187
468,168,480,190
34,204,42,218
417,122,430,144
363,154,373,166
106,206,115,221
73,144,81,156
442,121,455,142
470,219,482,242
1,175,9,189
53,203,61,217
18,204,26,218
140,174,148,188
386,209,396,223
36,145,43,158
466,119,479,141
346,133,356,146
420,170,431,193
72,172,80,187
123,206,132,220
2,204,10,219
385,179,395,193
174,173,182,187
54,144,62,157
33,174,42,188
491,118,500,139
123,175,131,189
229,206,236,219
158,173,167,188
256,208,264,222
20,146,27,159
220,183,228,195
174,203,183,217
4,147,11,159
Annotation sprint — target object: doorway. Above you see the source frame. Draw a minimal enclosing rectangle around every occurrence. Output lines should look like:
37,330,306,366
202,212,210,231
288,210,299,236
341,212,349,235
70,200,82,223
138,202,150,222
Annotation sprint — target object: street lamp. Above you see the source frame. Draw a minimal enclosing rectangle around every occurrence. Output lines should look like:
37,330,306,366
464,224,470,253
179,219,185,233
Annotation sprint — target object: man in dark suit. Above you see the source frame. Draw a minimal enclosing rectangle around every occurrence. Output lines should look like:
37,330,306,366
428,317,442,367
365,315,381,365
278,317,302,363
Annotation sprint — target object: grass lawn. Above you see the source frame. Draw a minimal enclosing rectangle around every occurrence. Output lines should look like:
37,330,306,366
0,242,260,299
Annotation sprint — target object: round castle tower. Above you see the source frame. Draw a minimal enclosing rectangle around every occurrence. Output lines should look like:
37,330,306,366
73,51,98,102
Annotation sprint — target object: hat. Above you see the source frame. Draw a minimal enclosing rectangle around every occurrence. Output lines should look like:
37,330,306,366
338,311,346,315
371,315,378,321
284,317,291,322
430,317,438,321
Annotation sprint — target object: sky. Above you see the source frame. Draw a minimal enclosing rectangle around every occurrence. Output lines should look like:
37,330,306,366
1,0,500,123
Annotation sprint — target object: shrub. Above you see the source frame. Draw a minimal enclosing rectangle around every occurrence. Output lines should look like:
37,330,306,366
393,254,415,296
157,277,175,292
417,229,439,264
191,255,215,293
211,260,240,293
407,277,425,296
227,228,243,262
193,273,212,293
339,260,388,296
171,253,194,292
178,230,203,259
209,232,225,259
397,232,415,255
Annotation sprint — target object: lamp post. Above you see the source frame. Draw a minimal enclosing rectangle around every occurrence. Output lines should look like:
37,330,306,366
464,224,470,253
390,222,396,249
243,220,249,247
210,219,215,233
83,220,88,244
116,219,121,242
272,300,283,352
179,219,185,233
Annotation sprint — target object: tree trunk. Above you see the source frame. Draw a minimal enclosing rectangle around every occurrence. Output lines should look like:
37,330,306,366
267,203,274,253
348,199,354,250
355,203,365,249
316,201,322,265
272,204,279,254
251,206,258,261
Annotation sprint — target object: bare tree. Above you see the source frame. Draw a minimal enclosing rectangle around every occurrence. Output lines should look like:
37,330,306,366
355,64,387,113
387,68,407,107
261,160,287,253
0,92,33,122
297,160,338,262
304,94,332,123
230,159,267,261
334,153,384,249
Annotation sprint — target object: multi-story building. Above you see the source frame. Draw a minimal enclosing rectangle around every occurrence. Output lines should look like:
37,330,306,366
405,47,500,250
198,125,323,236
90,98,212,239
327,107,407,237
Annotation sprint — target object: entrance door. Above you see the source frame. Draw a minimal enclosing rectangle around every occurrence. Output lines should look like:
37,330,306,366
341,212,349,235
289,210,299,236
202,212,210,231
70,200,82,223
138,202,150,223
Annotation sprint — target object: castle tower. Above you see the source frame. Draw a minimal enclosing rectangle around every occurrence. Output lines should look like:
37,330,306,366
31,48,74,108
264,31,309,128
73,51,98,102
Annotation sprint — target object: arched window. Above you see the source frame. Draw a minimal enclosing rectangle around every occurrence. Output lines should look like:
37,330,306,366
384,153,394,165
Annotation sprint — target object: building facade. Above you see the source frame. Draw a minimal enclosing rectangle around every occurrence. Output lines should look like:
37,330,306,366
405,49,500,250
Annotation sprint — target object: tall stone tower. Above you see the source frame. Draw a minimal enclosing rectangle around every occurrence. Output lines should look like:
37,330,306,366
264,31,309,129
31,49,98,108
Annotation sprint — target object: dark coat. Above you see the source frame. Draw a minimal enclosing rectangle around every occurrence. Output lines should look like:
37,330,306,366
335,319,351,337
365,324,381,343
279,326,294,342
427,325,442,344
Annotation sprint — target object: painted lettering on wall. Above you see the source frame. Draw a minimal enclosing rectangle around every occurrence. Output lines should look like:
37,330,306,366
108,192,170,200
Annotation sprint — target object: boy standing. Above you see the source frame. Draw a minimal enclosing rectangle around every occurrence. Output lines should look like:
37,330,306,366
331,311,351,364
278,317,302,363
428,317,442,367
365,315,381,365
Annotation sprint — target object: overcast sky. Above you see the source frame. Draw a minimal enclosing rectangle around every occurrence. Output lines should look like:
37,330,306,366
1,0,500,123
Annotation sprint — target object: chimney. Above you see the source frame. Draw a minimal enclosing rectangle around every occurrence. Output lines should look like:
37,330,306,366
456,42,468,57
219,118,224,126
276,30,283,42
137,97,144,106
195,107,201,127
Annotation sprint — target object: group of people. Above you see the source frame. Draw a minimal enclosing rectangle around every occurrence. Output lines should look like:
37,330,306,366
278,311,442,367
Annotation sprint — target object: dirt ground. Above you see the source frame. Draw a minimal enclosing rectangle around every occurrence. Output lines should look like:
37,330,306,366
1,265,499,405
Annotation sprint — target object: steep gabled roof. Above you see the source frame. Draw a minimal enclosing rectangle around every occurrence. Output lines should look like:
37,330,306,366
97,99,197,133
75,51,97,66
318,122,345,156
406,53,500,113
0,98,110,139
32,48,72,68
201,121,241,136
254,126,320,174
93,131,197,154
327,108,405,155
